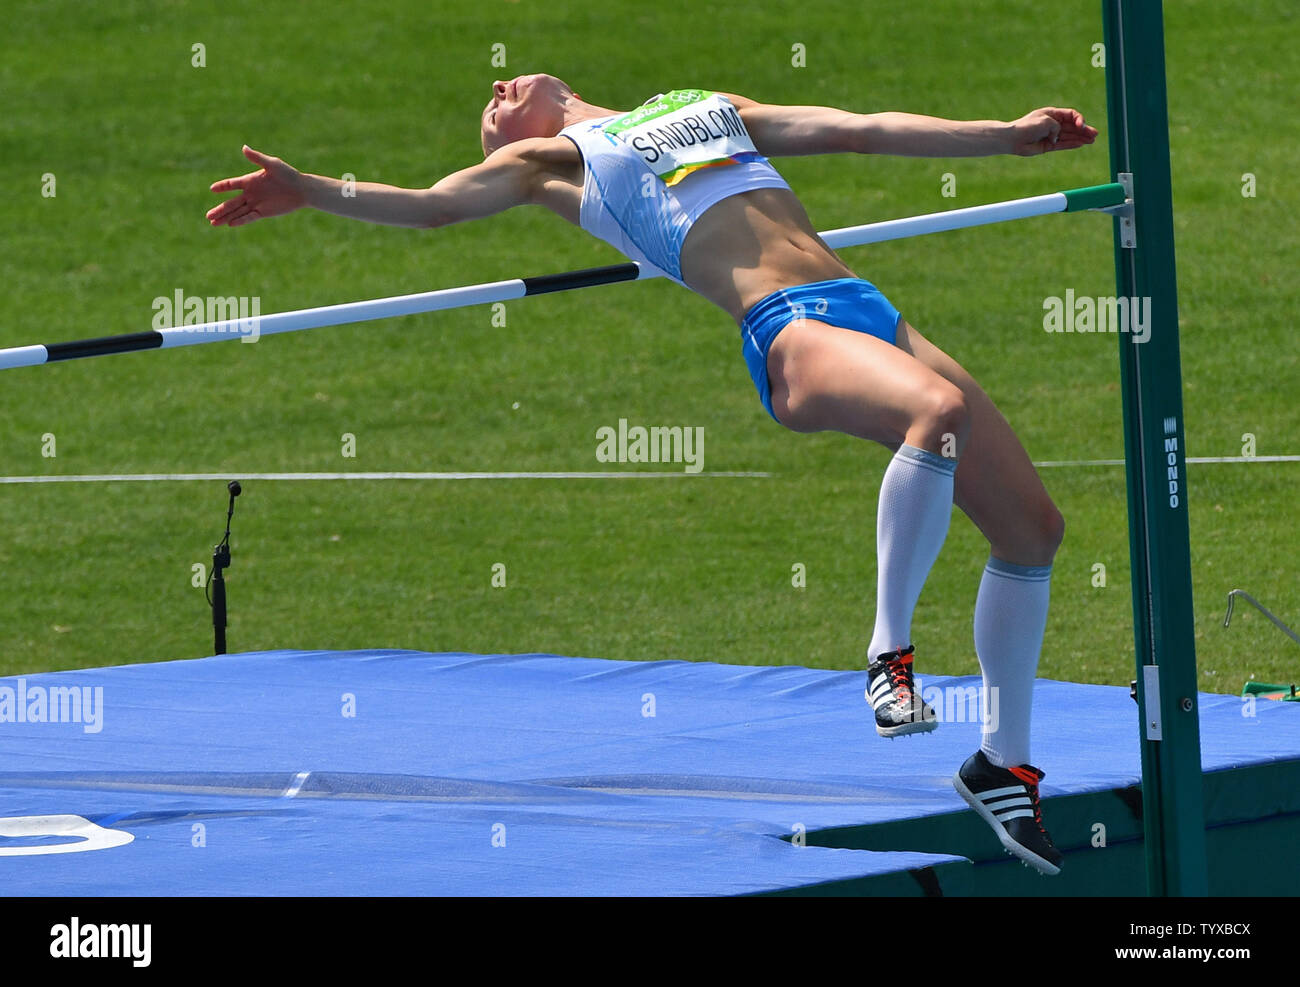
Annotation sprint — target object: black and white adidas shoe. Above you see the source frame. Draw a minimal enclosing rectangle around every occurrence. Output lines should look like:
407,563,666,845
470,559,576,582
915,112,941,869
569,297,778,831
865,646,937,738
953,750,1063,875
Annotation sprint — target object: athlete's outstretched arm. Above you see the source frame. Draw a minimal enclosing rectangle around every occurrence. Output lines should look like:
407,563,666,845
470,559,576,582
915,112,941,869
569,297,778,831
207,143,543,229
723,94,1097,158
856,107,1097,156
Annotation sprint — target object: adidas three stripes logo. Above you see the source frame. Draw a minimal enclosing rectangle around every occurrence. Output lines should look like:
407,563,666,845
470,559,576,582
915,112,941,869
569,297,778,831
971,784,1036,823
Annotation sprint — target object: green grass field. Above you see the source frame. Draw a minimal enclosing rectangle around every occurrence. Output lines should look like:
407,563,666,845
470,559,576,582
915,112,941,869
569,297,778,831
1,0,1296,696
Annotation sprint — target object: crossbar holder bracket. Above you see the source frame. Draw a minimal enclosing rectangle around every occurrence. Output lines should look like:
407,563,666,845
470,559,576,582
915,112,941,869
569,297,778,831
1093,172,1136,248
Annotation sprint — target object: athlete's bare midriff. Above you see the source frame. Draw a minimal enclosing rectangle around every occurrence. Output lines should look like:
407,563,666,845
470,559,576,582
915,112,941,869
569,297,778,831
531,137,859,325
677,187,859,323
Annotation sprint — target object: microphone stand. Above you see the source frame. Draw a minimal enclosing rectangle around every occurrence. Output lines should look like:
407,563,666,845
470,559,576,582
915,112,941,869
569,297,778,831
209,481,241,655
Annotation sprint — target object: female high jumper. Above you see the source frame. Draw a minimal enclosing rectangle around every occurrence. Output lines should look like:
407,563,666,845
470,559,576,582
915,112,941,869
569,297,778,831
207,75,1098,875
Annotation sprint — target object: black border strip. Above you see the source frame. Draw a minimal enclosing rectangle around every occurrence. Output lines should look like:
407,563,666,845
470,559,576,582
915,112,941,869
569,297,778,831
45,331,164,362
522,263,640,295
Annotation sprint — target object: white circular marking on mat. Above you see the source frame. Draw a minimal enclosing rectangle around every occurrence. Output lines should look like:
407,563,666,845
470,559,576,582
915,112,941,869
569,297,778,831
0,814,134,856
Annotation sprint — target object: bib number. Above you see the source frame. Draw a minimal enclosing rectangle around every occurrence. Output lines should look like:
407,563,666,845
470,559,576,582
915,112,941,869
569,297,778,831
603,90,757,186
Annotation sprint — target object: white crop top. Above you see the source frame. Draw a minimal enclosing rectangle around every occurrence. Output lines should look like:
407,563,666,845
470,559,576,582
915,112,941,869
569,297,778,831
558,89,792,287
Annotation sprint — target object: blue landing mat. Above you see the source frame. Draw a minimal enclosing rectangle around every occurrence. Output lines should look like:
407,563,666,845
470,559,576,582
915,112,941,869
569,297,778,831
1,650,1296,895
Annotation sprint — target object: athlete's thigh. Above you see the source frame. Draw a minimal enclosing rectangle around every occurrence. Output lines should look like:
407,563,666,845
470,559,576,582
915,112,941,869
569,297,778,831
894,320,1059,548
766,316,957,443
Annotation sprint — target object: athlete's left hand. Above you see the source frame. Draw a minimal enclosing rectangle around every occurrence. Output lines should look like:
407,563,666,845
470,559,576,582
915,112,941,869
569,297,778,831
1008,108,1098,155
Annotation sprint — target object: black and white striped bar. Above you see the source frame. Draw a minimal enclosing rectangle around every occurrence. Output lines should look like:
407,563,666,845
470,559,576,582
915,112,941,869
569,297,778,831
0,183,1124,371
0,268,645,371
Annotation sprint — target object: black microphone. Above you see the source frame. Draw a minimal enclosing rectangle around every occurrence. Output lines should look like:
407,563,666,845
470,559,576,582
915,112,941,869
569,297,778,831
209,480,243,655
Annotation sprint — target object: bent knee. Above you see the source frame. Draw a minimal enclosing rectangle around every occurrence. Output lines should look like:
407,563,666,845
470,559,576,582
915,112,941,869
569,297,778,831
911,384,971,451
989,501,1065,566
1019,503,1066,563
1041,504,1066,555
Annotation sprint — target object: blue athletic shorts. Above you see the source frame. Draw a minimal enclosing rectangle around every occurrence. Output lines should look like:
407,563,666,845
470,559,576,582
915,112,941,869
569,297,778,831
740,277,902,422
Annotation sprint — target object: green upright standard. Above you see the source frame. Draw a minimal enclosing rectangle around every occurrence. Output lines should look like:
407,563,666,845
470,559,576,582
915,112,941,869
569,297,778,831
1103,0,1209,896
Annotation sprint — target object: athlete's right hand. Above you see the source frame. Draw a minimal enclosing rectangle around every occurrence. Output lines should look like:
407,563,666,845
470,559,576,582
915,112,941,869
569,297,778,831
1008,108,1097,156
207,146,306,227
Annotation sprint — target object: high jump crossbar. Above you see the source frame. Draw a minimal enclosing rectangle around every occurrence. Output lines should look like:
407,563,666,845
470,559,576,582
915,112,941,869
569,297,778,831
0,183,1125,372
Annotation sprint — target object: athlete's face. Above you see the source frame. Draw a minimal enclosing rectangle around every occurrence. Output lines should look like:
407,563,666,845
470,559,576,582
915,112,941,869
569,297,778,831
480,73,576,156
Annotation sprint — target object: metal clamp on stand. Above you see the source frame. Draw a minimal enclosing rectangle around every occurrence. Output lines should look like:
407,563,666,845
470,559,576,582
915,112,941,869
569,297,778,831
1091,172,1135,248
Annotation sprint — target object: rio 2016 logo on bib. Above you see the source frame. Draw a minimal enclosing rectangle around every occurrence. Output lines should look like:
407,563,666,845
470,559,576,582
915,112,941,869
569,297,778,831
603,90,759,186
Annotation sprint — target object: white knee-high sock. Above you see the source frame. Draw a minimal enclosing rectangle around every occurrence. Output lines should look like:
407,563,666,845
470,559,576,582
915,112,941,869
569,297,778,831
866,444,957,660
974,557,1053,768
